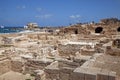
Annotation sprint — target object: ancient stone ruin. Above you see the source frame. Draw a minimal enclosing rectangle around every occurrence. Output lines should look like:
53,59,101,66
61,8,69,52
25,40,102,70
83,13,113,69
0,18,120,80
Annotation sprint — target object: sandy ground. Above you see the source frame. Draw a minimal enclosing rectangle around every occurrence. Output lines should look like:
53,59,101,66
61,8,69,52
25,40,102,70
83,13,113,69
0,71,34,80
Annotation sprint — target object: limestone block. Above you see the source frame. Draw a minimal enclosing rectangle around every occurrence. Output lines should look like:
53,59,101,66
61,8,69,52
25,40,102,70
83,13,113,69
82,61,89,67
45,68,59,74
58,44,82,57
97,69,109,80
59,61,80,68
93,62,104,69
26,59,52,71
85,73,96,80
63,61,80,67
45,72,51,80
59,72,69,80
85,67,101,80
73,67,87,80
49,73,59,80
0,60,11,75
60,67,74,73
34,70,46,80
74,55,89,65
109,71,116,80
71,72,85,80
102,63,112,71
73,67,101,80
74,67,88,74
45,61,59,74
80,49,95,56
87,60,95,67
11,61,23,73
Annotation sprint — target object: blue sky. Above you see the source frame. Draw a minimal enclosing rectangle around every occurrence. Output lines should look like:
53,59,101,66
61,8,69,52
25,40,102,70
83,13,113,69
0,0,120,27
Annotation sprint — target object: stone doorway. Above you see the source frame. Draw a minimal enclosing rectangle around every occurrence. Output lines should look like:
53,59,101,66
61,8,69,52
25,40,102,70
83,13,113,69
117,27,120,32
74,29,78,34
95,27,103,33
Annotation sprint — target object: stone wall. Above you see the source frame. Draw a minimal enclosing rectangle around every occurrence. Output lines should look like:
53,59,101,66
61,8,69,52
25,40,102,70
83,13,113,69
112,39,120,48
80,49,96,56
24,59,52,74
44,57,117,80
93,54,120,76
0,60,11,75
72,67,116,80
11,60,23,73
59,18,120,36
58,44,82,57
106,46,120,56
45,60,80,80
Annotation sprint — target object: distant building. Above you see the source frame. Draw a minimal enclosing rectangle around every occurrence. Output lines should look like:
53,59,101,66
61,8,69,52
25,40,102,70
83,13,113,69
23,25,28,29
0,26,4,28
26,23,39,29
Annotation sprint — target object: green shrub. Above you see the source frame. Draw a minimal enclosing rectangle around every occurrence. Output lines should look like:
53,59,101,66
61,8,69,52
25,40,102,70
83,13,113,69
0,44,14,48
25,79,31,80
30,73,35,76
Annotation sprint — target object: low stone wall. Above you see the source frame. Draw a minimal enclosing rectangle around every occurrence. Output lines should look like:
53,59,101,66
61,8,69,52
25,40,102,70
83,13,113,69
80,49,96,56
93,54,120,76
24,59,52,74
45,60,80,80
11,60,23,73
0,59,11,75
45,59,116,80
58,44,82,57
72,67,116,80
106,46,120,56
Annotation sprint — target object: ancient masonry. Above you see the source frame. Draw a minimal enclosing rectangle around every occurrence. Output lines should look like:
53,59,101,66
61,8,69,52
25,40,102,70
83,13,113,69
0,18,120,80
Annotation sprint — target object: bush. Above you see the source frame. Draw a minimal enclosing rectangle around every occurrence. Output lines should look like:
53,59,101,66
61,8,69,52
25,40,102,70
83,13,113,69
30,73,36,76
0,44,13,48
25,79,31,80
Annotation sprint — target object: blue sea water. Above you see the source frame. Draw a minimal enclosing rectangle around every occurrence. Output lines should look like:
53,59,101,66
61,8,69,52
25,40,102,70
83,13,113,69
0,27,24,33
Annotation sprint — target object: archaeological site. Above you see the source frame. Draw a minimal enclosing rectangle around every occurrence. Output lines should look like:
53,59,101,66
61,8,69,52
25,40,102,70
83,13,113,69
0,18,120,80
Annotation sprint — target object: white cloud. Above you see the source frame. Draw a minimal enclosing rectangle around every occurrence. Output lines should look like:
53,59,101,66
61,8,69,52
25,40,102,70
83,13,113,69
35,14,52,19
70,15,76,18
70,15,81,19
17,5,26,9
36,8,42,12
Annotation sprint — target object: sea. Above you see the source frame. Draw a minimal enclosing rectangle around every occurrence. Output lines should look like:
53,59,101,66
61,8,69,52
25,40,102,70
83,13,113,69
0,27,25,34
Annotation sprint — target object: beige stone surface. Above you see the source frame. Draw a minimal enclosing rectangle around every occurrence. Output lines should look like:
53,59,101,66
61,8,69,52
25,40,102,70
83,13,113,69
0,60,11,75
11,60,23,73
0,71,34,80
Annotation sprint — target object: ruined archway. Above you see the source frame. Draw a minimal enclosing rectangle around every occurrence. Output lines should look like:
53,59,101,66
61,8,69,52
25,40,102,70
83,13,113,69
74,29,78,34
117,27,120,32
95,27,103,33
